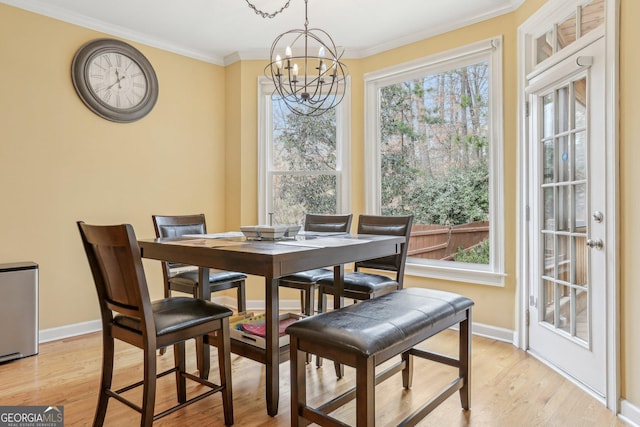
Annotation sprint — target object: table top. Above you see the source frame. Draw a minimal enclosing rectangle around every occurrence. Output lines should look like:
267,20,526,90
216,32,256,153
138,233,404,279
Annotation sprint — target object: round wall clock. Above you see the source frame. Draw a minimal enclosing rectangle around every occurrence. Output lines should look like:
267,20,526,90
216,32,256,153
71,38,158,123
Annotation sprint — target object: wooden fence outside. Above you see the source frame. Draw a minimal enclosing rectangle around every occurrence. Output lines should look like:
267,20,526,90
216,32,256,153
407,221,489,261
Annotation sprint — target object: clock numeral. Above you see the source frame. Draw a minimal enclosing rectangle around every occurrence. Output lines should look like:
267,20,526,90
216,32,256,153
102,54,113,67
102,90,112,104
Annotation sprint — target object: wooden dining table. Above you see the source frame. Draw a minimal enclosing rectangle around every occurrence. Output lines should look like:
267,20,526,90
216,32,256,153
138,232,404,416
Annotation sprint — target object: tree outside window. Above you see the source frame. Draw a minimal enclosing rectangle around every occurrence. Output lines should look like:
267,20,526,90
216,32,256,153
365,38,504,283
379,63,490,264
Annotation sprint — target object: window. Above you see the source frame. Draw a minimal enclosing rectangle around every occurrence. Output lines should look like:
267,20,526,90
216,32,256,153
258,77,351,225
364,38,504,286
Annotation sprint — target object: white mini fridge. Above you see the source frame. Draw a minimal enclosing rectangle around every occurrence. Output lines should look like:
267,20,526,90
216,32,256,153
0,262,38,362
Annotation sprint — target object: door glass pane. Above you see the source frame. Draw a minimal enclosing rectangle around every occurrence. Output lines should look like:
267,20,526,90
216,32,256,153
543,93,554,137
574,78,587,129
543,139,554,183
558,284,572,334
558,185,570,232
542,279,555,323
557,235,571,282
558,135,570,182
557,11,577,50
575,287,589,342
575,236,588,287
581,0,605,37
557,86,569,133
574,131,586,180
543,233,554,275
543,187,555,230
536,30,554,64
574,183,586,231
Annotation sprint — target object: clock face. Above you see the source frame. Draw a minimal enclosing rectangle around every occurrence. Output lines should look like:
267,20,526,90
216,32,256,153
72,39,158,123
86,52,148,110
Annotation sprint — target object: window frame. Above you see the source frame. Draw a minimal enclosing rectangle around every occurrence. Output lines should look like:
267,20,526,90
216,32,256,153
257,76,352,224
363,37,505,286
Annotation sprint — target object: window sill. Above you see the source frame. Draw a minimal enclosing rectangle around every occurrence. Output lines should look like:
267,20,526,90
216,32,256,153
405,261,506,287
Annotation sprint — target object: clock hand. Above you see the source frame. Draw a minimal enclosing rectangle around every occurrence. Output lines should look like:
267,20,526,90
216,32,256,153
106,73,126,91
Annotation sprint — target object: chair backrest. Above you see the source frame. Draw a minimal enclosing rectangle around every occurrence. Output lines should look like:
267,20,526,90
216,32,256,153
77,221,154,331
355,214,414,286
152,214,207,272
304,213,353,233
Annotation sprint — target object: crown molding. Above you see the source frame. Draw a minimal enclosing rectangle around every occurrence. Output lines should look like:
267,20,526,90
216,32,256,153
1,0,225,65
2,0,525,66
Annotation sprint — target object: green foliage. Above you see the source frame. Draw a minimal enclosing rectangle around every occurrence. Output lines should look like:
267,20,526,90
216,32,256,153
453,239,490,264
271,101,338,224
379,62,490,228
383,159,489,225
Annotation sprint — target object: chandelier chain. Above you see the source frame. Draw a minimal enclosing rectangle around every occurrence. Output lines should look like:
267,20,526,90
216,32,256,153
244,0,291,19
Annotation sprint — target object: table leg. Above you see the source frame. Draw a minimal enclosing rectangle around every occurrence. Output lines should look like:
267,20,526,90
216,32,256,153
265,277,280,416
198,267,211,379
333,265,345,378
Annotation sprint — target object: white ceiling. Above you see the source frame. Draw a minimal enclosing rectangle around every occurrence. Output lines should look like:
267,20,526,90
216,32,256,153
3,0,523,65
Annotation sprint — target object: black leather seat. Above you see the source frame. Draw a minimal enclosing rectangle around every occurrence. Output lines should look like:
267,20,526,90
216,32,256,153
278,213,353,316
77,221,234,427
317,214,413,306
286,288,474,426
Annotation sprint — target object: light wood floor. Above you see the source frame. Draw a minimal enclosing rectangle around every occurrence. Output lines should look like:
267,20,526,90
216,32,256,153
0,329,627,426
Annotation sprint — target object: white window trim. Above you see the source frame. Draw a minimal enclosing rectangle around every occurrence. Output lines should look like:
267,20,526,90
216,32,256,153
363,37,505,286
257,76,351,224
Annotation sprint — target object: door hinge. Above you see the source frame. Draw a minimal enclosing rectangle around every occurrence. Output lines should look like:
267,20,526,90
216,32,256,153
525,309,530,327
526,205,530,221
525,101,530,117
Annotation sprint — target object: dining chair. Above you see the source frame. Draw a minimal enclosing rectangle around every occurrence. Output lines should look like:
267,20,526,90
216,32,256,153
317,214,414,306
152,214,247,312
77,221,233,427
315,214,413,370
278,213,353,317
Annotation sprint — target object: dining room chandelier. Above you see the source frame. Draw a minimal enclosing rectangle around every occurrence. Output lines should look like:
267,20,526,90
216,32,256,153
247,0,348,116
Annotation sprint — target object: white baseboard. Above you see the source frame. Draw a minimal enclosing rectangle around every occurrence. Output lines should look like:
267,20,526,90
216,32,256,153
620,399,640,427
39,319,101,343
38,298,515,344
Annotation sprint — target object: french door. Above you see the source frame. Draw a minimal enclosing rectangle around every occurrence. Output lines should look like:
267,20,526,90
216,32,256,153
526,36,606,397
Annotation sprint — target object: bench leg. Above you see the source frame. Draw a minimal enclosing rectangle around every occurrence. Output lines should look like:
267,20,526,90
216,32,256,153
459,308,472,410
290,336,307,427
401,350,413,388
355,356,375,427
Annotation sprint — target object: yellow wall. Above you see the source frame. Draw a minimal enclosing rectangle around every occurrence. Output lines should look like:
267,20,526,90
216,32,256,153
620,0,640,408
0,4,228,326
2,0,639,411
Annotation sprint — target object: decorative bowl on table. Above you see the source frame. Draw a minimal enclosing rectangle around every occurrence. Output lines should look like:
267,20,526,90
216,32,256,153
256,225,288,240
284,224,301,238
240,225,260,239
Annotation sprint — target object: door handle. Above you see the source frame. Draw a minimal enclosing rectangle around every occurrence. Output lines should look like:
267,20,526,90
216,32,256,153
586,239,603,250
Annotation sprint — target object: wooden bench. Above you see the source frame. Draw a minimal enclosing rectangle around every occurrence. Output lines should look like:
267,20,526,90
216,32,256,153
285,287,474,427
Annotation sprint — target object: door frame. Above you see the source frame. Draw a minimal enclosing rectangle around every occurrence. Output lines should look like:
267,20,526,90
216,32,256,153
516,0,619,411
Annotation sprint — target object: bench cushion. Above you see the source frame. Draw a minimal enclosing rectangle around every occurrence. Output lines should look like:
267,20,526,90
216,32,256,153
286,288,473,357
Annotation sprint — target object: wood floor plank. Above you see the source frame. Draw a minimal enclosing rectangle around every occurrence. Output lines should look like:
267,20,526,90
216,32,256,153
0,329,627,426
